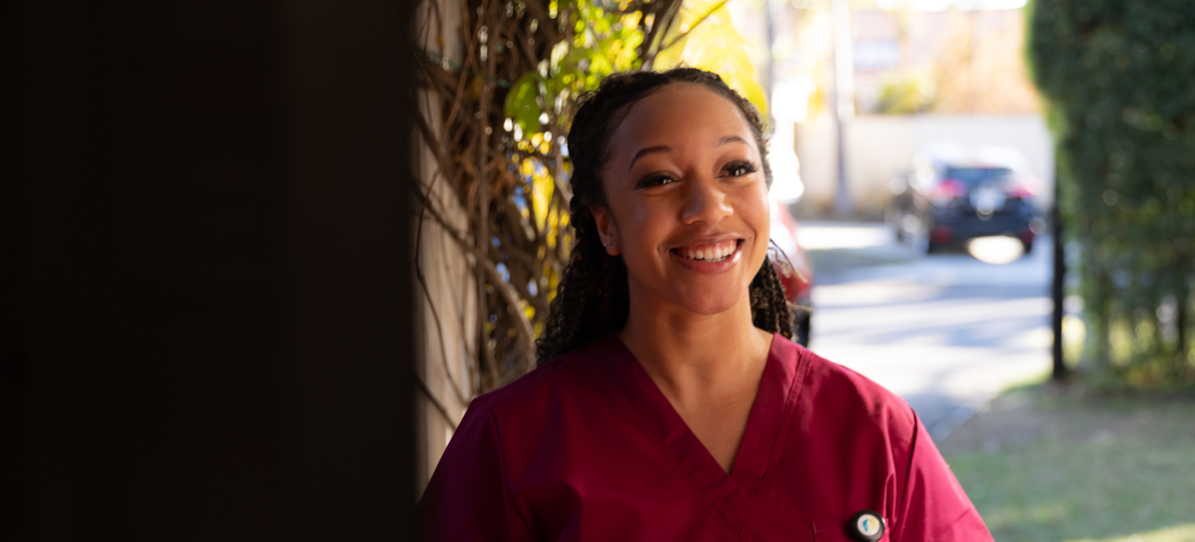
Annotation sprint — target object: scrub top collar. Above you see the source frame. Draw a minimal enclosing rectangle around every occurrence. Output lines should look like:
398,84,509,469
588,332,812,538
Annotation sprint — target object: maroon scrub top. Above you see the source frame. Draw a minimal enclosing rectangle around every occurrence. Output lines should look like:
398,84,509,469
420,333,993,541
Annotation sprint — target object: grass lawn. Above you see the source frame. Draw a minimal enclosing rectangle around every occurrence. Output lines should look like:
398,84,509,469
937,382,1195,542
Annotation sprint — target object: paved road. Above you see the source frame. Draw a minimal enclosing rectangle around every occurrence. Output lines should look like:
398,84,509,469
798,222,1053,440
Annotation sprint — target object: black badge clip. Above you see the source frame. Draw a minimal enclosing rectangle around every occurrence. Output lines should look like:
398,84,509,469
847,509,885,542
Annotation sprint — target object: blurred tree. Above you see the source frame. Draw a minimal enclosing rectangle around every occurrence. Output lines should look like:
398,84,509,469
932,8,1040,115
1028,0,1195,387
876,72,935,114
414,0,764,397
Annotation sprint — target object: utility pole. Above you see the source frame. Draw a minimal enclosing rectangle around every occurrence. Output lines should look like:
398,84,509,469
1052,162,1067,380
969,8,978,112
830,0,854,217
764,0,806,204
763,0,776,114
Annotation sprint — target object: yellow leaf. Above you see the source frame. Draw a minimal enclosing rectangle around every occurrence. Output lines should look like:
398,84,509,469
653,1,768,119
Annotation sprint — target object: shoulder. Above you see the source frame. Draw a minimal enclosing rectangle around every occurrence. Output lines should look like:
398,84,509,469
465,337,615,426
448,336,630,480
775,340,992,540
780,338,918,444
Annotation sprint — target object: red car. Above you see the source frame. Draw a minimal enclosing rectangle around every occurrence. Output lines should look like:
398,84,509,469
769,198,814,346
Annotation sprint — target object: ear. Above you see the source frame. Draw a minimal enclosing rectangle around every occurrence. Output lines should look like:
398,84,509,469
590,206,621,256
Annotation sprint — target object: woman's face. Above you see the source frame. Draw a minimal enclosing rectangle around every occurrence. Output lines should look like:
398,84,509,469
592,82,770,317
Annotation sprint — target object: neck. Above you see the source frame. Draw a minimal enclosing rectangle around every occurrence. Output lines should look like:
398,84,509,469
618,282,773,407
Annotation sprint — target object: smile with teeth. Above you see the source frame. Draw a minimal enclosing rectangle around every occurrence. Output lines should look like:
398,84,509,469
673,240,740,262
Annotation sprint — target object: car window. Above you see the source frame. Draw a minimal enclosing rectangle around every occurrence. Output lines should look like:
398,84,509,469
944,167,1012,186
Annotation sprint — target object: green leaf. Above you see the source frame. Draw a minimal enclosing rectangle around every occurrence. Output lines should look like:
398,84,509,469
504,71,543,134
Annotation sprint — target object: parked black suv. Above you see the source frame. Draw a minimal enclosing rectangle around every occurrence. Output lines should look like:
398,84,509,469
888,146,1042,254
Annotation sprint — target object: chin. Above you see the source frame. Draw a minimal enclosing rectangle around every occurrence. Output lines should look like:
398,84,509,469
676,289,744,316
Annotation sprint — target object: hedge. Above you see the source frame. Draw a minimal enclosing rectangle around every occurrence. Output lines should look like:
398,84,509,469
1027,0,1195,386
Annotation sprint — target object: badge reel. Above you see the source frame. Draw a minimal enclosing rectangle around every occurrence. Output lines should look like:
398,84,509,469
847,510,885,542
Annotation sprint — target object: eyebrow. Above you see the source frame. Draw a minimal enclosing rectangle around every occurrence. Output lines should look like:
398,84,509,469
625,136,750,173
627,146,670,173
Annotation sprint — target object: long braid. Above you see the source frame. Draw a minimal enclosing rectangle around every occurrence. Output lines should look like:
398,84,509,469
750,258,795,341
536,212,628,362
535,68,793,364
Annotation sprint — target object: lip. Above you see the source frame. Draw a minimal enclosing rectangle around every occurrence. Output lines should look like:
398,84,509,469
669,239,745,273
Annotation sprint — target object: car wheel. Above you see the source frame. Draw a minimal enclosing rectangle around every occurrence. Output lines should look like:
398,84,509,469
886,206,904,241
793,311,811,347
1022,240,1033,254
908,228,930,255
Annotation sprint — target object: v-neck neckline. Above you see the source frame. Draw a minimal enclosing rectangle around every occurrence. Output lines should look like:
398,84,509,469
592,333,808,539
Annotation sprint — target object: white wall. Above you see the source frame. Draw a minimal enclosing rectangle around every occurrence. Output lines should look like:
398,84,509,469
414,0,474,500
794,113,1055,217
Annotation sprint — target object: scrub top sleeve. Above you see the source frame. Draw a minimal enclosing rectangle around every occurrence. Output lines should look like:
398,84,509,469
419,401,534,542
894,409,994,542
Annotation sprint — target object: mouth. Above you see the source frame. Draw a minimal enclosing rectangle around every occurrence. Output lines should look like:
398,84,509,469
669,239,744,264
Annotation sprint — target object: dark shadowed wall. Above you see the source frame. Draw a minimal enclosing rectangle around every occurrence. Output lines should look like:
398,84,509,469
2,1,418,539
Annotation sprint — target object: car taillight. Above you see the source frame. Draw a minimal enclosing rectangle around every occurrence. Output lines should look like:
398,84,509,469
931,225,954,244
1005,177,1042,199
930,179,967,205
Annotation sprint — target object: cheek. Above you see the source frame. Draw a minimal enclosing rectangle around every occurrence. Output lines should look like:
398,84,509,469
605,197,665,265
620,200,668,245
738,187,772,243
738,191,773,276
624,211,669,263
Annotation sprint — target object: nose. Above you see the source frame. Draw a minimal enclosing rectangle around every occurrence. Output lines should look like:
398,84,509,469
680,175,732,226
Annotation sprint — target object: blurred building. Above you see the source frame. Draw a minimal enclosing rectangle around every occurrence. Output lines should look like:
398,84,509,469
852,5,1040,115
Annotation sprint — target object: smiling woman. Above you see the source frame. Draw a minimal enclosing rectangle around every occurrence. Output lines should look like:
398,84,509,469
536,69,791,365
419,69,995,541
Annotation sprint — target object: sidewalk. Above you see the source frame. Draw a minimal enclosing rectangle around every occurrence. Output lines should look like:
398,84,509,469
797,222,1053,439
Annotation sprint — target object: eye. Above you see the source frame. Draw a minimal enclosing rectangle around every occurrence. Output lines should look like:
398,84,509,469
724,161,760,177
636,173,677,189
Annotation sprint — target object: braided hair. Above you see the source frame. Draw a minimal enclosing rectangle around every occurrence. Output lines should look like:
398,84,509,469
535,68,793,364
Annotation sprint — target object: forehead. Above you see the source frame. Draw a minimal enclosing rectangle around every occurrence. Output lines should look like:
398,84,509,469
610,83,756,155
